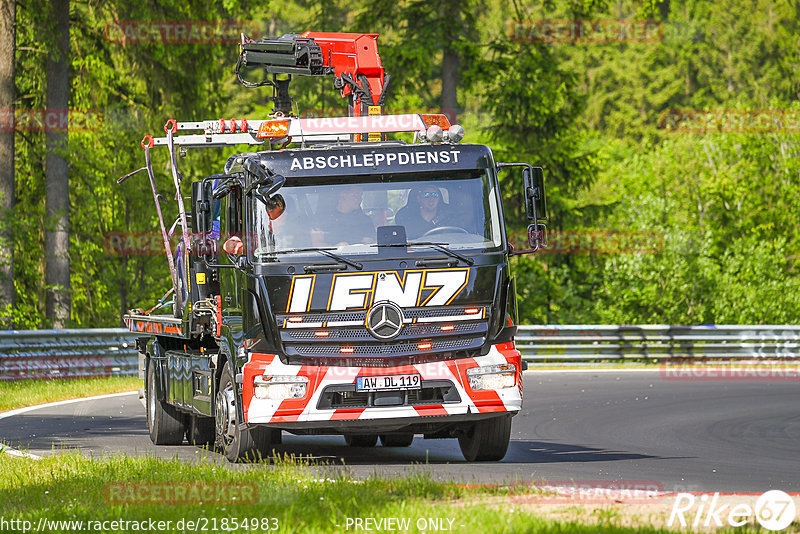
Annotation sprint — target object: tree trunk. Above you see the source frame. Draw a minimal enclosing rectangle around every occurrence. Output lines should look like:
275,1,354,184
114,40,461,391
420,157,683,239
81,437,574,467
0,0,15,326
45,0,70,328
440,2,461,123
441,45,460,123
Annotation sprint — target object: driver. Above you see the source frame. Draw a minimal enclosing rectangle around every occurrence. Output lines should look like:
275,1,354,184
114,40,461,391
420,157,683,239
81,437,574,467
395,186,446,239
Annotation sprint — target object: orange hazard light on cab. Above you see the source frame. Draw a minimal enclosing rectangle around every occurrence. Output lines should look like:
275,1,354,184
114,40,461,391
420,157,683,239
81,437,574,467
256,119,290,139
420,114,451,130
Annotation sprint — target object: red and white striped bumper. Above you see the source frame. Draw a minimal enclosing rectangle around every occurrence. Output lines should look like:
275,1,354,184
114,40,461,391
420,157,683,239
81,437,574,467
242,342,523,425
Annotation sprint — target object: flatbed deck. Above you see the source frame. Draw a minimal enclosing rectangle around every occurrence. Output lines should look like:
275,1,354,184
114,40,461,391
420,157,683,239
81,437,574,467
123,314,186,338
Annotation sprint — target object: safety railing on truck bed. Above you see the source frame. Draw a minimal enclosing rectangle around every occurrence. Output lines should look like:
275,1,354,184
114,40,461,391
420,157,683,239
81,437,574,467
1,325,799,379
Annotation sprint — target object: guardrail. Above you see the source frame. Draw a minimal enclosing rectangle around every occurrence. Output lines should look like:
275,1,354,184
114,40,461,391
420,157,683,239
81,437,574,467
517,325,800,361
2,325,799,380
0,329,139,380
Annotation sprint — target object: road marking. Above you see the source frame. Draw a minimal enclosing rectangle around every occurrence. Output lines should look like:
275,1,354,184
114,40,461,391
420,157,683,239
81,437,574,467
0,445,41,460
0,391,138,461
0,390,139,421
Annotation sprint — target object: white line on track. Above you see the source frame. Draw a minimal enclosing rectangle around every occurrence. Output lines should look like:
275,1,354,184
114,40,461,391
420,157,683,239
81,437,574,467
0,390,138,421
0,390,138,460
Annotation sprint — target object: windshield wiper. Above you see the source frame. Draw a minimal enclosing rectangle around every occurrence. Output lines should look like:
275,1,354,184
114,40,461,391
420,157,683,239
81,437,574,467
264,247,363,272
372,241,474,266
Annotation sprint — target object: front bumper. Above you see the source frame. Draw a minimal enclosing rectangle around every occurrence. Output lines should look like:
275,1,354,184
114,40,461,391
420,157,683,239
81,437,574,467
242,343,523,427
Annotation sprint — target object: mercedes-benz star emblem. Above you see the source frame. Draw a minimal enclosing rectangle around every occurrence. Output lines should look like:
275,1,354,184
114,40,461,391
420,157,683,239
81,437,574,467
366,301,405,340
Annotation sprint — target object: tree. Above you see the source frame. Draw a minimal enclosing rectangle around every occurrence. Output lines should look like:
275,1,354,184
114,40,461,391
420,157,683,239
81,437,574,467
45,0,70,327
0,0,14,325
354,0,481,120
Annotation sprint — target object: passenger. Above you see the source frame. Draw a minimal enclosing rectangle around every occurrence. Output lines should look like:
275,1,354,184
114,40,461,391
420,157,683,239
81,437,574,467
312,185,375,246
395,186,446,239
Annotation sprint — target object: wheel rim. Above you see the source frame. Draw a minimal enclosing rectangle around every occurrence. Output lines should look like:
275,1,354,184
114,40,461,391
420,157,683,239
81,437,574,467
215,384,236,445
147,370,155,429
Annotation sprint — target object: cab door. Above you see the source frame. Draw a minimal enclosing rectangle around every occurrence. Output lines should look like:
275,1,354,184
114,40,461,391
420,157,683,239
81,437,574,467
219,186,244,342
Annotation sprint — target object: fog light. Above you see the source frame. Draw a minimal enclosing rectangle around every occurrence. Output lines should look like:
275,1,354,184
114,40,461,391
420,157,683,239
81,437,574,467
254,375,308,400
466,363,516,390
446,124,465,143
426,124,444,143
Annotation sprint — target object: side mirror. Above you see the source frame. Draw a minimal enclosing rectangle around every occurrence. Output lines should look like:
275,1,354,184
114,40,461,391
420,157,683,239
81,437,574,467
259,175,285,197
244,157,268,181
192,181,214,233
264,194,286,220
253,175,286,216
522,166,548,252
213,183,233,199
522,166,547,221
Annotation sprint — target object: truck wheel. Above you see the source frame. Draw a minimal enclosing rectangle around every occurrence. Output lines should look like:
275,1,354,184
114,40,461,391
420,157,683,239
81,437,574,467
186,415,215,447
250,427,282,459
379,433,414,447
344,434,378,447
215,366,259,462
146,359,186,445
458,416,512,462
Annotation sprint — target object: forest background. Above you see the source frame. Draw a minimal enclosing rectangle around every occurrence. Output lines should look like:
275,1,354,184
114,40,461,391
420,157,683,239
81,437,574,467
1,0,799,328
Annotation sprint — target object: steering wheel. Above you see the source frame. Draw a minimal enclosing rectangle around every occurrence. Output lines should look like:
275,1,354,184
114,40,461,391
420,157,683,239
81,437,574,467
421,226,468,237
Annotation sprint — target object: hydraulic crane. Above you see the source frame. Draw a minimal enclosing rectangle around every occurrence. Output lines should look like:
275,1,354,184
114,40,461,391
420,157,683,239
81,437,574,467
235,32,392,135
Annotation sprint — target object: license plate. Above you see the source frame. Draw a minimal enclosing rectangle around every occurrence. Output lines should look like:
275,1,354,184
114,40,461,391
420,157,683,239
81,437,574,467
356,373,421,392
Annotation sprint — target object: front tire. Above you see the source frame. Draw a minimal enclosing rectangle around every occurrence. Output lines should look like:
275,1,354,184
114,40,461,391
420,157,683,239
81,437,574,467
458,416,512,462
215,365,276,462
146,358,186,445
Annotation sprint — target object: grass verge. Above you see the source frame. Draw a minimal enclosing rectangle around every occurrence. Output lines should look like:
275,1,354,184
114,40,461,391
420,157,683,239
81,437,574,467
0,376,140,412
0,453,696,534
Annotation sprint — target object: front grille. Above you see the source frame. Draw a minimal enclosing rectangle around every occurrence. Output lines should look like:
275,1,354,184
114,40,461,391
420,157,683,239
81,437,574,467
317,380,460,409
290,337,476,356
279,305,490,364
282,321,484,343
277,305,489,326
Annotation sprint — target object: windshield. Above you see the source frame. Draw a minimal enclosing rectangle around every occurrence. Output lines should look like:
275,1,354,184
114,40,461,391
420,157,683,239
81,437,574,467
250,169,503,261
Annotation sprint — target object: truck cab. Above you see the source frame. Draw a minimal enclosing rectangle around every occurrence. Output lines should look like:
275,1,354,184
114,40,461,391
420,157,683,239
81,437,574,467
121,33,546,463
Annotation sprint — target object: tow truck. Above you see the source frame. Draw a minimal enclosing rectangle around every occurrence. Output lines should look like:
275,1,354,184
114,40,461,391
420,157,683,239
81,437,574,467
119,32,548,462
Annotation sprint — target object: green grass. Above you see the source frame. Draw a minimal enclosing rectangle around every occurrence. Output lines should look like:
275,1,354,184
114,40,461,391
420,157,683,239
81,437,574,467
0,376,141,412
0,453,687,533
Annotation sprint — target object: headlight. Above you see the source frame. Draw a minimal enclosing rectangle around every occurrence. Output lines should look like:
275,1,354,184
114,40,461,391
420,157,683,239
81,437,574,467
253,375,308,400
466,363,516,390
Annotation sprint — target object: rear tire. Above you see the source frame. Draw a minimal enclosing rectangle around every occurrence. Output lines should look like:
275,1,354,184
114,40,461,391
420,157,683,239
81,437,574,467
458,416,512,462
215,365,259,462
186,415,215,447
379,433,414,447
146,359,186,445
344,434,378,447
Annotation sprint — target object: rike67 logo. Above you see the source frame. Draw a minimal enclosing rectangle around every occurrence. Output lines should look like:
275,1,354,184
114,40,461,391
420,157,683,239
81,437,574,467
669,490,797,531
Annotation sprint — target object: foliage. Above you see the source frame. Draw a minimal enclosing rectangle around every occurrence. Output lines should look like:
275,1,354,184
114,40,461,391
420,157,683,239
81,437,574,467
0,376,139,411
0,453,678,533
5,0,800,327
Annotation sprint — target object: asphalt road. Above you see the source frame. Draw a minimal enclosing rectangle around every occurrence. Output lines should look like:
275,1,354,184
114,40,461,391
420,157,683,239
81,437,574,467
2,371,798,493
